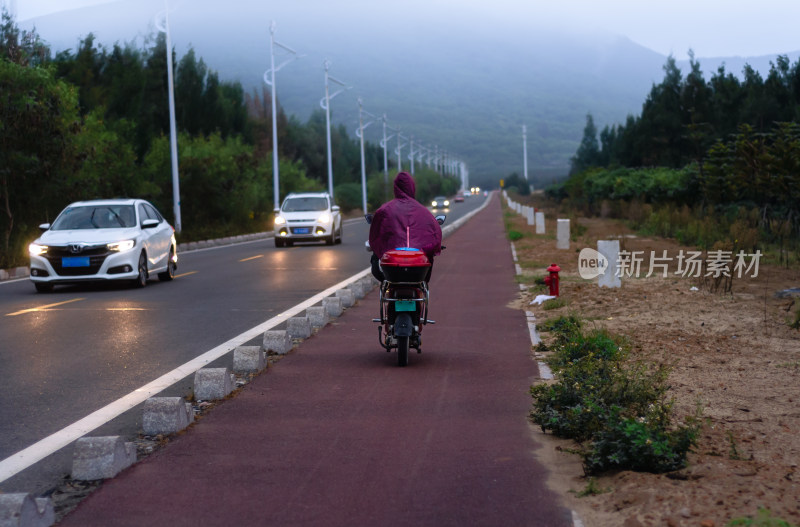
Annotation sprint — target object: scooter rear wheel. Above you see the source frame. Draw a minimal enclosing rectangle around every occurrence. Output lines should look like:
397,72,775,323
397,336,410,367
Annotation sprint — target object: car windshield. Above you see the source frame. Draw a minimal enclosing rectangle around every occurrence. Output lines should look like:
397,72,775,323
282,197,328,212
51,205,137,230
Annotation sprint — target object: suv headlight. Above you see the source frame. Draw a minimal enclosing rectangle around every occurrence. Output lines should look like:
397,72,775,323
107,240,135,252
444,200,450,207
274,216,286,225
29,243,48,256
318,213,331,224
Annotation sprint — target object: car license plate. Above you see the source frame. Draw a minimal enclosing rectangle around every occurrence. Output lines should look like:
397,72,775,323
294,228,310,234
395,300,416,312
62,256,90,267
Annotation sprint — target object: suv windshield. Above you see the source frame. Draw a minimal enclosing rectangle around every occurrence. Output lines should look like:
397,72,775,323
51,205,137,230
282,197,328,212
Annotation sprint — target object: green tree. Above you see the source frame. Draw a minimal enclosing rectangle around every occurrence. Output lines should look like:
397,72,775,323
570,113,600,174
0,60,81,265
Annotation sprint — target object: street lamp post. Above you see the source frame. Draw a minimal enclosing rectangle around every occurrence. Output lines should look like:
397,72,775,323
263,21,302,210
408,135,415,176
356,98,375,213
155,1,181,233
522,124,529,183
320,60,350,199
395,133,407,172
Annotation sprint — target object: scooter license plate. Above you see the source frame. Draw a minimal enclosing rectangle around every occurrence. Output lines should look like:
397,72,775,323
395,300,416,312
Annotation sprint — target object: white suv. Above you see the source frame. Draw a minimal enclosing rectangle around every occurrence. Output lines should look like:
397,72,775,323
273,192,342,247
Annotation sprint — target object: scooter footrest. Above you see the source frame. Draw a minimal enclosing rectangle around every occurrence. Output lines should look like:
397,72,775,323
425,319,436,324
372,318,382,323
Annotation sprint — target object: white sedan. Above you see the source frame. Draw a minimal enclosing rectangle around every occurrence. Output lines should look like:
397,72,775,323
28,199,177,292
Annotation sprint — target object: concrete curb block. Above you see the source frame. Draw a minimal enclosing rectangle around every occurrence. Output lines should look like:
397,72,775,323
286,317,312,339
233,345,266,373
306,306,329,330
0,493,54,527
322,296,343,317
263,330,293,355
142,397,194,435
193,368,234,401
71,436,136,481
335,288,355,308
348,282,365,300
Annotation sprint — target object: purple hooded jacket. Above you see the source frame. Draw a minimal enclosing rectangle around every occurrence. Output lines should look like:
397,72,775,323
368,172,442,259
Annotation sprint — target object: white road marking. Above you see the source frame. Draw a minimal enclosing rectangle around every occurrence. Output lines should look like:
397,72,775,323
0,267,371,484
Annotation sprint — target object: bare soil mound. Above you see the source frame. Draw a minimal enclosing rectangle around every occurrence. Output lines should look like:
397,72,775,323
507,202,800,527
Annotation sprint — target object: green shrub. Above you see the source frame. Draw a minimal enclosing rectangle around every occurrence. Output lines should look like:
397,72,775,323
584,406,698,473
530,316,699,473
508,230,524,241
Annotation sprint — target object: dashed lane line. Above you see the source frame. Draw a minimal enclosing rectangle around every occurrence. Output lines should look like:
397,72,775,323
5,298,85,317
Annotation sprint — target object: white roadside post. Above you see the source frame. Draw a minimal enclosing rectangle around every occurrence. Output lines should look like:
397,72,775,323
557,219,570,249
598,240,622,288
536,211,545,234
263,21,302,210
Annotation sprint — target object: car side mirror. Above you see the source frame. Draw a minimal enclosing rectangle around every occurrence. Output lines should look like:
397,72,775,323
435,215,446,225
141,219,159,229
364,213,373,225
332,205,340,212
39,223,51,231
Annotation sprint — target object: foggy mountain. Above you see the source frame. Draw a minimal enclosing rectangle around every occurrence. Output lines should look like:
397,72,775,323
20,0,800,186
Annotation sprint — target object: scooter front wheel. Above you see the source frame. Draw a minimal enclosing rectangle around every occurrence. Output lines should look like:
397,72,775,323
397,335,410,367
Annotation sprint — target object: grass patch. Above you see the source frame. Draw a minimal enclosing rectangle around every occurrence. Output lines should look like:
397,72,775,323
571,477,610,497
728,508,797,527
542,297,569,310
530,315,699,475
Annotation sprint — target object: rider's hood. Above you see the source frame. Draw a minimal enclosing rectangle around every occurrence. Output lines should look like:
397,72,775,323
393,172,416,200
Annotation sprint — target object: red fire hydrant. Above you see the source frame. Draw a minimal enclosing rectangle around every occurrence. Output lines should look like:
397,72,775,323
544,263,561,297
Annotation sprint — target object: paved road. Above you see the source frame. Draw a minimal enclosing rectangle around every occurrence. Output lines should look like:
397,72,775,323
60,194,573,527
0,197,486,495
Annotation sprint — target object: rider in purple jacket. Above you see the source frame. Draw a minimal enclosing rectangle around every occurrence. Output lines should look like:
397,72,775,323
369,171,443,282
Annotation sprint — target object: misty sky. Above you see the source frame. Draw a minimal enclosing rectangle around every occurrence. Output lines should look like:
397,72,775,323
8,0,800,59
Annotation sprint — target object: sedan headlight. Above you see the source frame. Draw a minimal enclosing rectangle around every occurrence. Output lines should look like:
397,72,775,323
318,213,332,224
274,216,286,225
107,240,136,252
29,243,48,256
444,200,450,207
431,201,438,207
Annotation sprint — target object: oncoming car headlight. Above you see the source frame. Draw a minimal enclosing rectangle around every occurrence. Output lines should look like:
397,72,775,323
444,200,450,207
29,243,48,256
318,213,332,224
274,216,286,225
107,240,136,252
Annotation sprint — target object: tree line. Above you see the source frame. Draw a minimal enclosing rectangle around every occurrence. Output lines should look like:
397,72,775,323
0,11,459,267
558,52,800,259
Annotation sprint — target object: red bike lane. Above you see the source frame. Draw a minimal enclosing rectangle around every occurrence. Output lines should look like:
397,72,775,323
61,193,574,527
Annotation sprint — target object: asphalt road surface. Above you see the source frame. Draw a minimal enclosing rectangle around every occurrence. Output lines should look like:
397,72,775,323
0,196,486,495
58,192,573,526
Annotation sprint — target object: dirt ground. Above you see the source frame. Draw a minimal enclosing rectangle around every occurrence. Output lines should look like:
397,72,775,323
504,197,800,527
